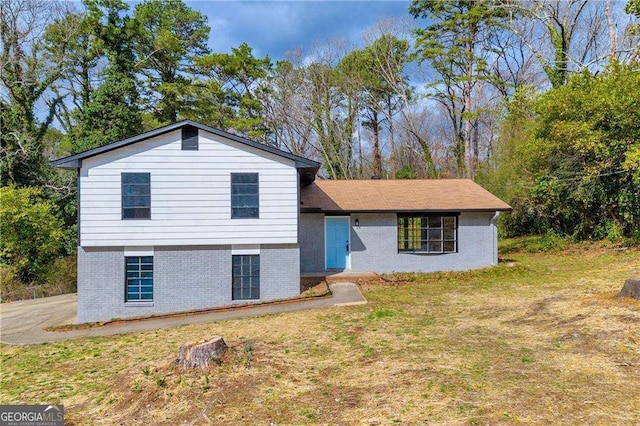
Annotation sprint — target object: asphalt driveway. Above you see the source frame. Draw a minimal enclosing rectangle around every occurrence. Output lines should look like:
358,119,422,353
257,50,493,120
0,283,366,345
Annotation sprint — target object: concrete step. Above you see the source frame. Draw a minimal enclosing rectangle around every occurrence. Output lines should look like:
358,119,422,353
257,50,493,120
302,271,378,284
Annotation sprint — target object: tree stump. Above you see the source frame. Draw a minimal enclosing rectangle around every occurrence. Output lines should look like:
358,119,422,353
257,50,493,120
615,279,640,300
177,336,227,369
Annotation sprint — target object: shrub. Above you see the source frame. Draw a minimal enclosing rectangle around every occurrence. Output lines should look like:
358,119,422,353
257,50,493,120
395,166,418,179
0,186,63,283
1,256,76,302
42,256,77,293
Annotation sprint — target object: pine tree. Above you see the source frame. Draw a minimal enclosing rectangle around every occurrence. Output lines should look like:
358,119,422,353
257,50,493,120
74,0,143,152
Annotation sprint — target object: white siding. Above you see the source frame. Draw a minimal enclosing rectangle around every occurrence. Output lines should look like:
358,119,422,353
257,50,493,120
79,129,299,247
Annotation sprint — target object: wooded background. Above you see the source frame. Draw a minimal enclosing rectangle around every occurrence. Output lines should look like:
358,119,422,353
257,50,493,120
1,0,639,293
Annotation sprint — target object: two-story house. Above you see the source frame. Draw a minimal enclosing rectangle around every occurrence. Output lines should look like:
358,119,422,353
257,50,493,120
52,120,511,323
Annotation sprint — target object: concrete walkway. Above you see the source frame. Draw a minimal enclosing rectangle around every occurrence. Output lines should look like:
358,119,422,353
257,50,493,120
0,283,366,345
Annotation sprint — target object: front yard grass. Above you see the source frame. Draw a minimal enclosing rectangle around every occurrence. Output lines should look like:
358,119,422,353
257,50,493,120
1,239,639,424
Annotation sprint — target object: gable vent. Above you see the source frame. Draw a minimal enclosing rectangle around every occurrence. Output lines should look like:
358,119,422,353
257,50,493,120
181,125,199,150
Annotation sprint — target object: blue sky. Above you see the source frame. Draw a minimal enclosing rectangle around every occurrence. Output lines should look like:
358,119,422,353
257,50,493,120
186,1,413,59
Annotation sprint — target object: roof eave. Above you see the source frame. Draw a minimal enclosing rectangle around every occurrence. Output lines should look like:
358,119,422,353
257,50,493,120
300,207,512,214
49,158,80,169
49,120,321,170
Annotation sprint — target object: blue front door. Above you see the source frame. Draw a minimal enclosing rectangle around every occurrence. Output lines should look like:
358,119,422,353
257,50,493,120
326,216,350,269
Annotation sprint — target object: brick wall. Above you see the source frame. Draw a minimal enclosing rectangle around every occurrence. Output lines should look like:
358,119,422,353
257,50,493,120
350,212,497,273
155,245,232,313
77,247,124,323
299,213,325,272
77,244,300,323
260,244,300,299
298,212,498,275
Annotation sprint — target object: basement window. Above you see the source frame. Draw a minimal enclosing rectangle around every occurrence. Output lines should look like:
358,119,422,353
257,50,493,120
125,256,153,301
232,255,260,300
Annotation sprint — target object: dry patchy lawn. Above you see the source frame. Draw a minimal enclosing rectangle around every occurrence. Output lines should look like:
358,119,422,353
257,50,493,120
1,240,639,424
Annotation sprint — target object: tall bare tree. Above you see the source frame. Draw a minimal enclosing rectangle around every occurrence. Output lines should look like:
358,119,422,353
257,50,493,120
364,18,438,178
260,55,316,158
44,9,100,142
1,0,72,186
505,0,613,86
410,0,508,178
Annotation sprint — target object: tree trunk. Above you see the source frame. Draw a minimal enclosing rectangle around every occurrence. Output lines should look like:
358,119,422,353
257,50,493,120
605,0,618,60
411,130,437,179
615,279,640,300
388,97,395,178
463,25,475,179
357,117,363,178
177,336,228,369
463,80,472,178
372,110,381,176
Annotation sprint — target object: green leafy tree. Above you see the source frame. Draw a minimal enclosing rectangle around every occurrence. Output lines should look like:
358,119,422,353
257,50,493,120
74,0,143,152
133,0,210,125
511,64,640,239
477,87,538,234
1,187,64,283
193,43,272,139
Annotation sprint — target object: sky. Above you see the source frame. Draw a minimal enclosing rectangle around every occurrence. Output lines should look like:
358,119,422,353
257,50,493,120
185,1,413,60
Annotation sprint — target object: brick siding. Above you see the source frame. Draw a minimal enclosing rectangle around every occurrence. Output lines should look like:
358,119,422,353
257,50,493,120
77,244,300,323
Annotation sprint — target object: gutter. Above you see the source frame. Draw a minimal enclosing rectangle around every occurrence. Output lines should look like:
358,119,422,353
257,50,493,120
491,211,500,266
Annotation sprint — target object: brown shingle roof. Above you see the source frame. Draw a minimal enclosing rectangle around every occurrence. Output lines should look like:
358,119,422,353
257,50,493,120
300,179,512,213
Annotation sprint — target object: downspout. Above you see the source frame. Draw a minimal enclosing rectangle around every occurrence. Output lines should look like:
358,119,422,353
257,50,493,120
491,211,500,266
296,170,301,246
296,170,305,292
77,159,82,248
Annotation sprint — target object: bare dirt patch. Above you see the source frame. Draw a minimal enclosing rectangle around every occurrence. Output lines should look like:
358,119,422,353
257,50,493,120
300,279,330,297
